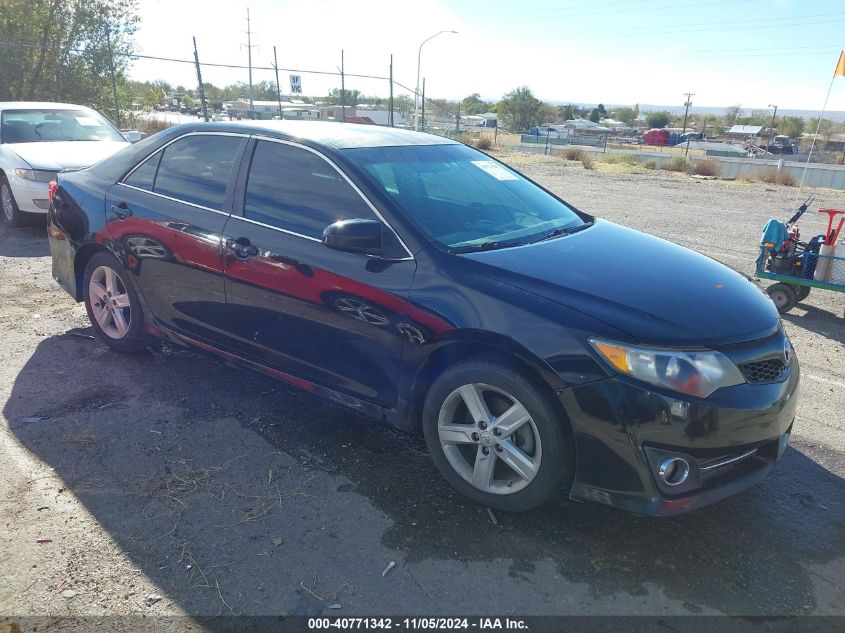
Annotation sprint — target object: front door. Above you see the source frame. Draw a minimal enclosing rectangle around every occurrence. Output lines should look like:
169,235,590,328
221,138,416,408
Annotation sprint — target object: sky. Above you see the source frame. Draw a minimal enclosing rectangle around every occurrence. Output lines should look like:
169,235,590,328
128,0,845,113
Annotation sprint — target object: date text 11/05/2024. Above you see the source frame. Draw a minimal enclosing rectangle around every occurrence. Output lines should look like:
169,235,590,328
307,617,529,630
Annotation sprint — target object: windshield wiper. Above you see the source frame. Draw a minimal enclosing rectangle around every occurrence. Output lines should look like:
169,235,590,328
533,221,594,243
449,240,523,254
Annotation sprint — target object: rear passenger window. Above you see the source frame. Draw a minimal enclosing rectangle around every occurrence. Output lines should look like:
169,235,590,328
244,140,377,238
153,135,242,210
124,151,162,191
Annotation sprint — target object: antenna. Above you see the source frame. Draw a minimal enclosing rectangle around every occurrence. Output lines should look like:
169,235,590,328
241,8,257,116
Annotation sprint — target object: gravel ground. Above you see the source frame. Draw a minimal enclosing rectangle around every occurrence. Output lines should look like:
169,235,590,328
1,158,843,628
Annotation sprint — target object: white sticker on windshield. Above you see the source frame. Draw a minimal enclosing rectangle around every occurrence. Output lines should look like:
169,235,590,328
471,160,518,181
74,117,100,126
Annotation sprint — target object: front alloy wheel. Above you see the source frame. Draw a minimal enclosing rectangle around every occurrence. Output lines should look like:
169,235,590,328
1,178,24,227
423,359,573,512
438,383,541,494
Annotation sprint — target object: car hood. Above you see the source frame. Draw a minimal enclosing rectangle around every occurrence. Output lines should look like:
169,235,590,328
463,220,780,346
6,140,129,171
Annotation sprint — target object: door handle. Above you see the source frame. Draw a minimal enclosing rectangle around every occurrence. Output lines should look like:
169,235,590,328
109,202,132,220
227,237,259,259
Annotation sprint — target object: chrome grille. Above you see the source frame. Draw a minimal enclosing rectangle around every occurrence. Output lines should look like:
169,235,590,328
738,358,786,383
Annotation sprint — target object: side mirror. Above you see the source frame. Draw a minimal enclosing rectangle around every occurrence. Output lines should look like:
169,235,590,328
322,219,382,254
123,130,143,143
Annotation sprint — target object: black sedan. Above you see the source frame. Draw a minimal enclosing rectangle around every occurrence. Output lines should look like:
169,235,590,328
46,121,798,515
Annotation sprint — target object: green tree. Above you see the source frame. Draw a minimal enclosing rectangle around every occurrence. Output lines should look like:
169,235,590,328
588,108,601,123
724,104,743,127
808,117,836,142
461,93,491,115
645,111,671,128
0,0,140,123
612,107,637,125
779,116,804,138
496,87,543,131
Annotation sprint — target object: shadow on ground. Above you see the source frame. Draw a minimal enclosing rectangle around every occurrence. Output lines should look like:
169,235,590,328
4,332,845,617
0,222,50,257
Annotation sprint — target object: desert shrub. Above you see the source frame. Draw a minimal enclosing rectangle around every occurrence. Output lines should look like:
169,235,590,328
581,155,594,170
758,169,779,184
777,171,797,186
693,159,721,177
136,118,172,136
564,148,585,161
604,152,637,165
643,159,657,170
457,132,474,146
475,136,492,150
666,156,694,173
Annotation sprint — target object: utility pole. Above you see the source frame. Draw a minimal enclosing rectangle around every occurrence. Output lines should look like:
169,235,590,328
242,8,256,118
421,78,425,131
193,37,209,122
681,92,695,134
273,46,283,119
389,54,394,127
768,104,779,133
340,49,346,123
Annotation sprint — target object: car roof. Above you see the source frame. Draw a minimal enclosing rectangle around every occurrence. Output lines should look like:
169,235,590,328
175,120,460,150
0,102,99,112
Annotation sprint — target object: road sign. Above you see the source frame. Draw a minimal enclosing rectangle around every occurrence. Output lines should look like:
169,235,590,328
289,75,302,94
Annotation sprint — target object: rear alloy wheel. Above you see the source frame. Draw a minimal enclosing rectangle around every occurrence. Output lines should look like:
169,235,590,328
1,176,25,227
766,282,797,314
423,360,573,512
83,252,146,352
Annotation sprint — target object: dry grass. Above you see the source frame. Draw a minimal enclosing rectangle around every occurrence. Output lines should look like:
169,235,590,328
666,156,694,173
564,148,586,161
603,152,638,165
475,136,493,150
693,159,721,177
777,171,797,186
581,155,595,170
643,159,657,170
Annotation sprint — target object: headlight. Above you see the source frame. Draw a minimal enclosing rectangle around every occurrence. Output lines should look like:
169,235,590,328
589,338,745,398
14,168,57,183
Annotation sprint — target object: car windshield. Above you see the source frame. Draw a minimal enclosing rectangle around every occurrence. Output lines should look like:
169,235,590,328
345,144,587,251
0,109,125,144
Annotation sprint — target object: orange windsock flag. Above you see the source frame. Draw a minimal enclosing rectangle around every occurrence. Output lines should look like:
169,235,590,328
835,51,845,77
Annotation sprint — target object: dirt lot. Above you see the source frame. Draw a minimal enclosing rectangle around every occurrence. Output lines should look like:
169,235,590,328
1,159,844,628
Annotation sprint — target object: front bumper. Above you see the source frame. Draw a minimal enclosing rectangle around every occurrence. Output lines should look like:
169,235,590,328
560,345,799,516
7,173,50,213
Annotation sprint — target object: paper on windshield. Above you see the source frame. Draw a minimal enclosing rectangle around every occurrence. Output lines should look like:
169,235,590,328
471,160,518,181
74,117,100,127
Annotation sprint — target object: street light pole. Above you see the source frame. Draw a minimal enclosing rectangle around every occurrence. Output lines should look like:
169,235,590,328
414,30,457,131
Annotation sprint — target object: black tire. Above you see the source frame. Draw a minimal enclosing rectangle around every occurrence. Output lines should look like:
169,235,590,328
1,174,27,227
422,358,574,513
766,283,797,314
82,251,147,352
791,284,810,302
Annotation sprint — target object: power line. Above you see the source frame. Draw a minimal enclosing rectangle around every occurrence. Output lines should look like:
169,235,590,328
523,0,756,20
0,41,390,81
595,11,845,36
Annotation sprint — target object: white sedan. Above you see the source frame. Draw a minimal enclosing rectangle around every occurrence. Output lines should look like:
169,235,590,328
1,102,139,226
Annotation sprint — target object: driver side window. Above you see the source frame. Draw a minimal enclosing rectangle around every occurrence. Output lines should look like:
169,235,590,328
243,140,379,239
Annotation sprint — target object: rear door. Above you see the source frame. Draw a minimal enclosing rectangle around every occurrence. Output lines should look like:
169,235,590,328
106,132,247,346
221,137,416,408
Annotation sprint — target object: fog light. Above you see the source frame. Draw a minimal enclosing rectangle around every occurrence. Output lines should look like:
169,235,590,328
658,457,690,486
33,199,50,210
